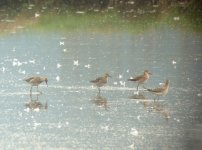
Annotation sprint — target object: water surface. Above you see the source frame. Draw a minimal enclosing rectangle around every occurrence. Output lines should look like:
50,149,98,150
0,26,202,149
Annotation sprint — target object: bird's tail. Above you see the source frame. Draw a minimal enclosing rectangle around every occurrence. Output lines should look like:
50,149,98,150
143,86,153,92
143,86,155,92
23,77,33,82
23,78,29,82
127,78,137,81
90,80,96,83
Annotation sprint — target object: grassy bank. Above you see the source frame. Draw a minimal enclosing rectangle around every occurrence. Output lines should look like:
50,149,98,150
32,7,202,33
0,4,201,35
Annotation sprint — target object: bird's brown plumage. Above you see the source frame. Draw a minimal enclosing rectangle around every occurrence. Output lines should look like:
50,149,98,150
146,80,170,100
128,70,152,90
24,76,48,93
90,73,111,93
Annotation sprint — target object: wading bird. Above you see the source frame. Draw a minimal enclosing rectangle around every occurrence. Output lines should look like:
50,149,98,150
24,76,48,94
128,70,152,91
90,73,111,93
145,80,170,101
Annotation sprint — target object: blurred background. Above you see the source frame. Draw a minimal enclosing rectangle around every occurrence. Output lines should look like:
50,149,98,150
0,0,201,33
0,0,202,150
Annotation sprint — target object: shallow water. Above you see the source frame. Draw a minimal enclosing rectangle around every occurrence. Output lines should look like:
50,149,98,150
0,26,202,149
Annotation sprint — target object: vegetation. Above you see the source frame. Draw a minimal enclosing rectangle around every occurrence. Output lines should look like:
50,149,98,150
0,0,201,34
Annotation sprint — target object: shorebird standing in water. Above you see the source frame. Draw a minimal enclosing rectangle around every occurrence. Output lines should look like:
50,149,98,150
128,70,152,91
24,76,48,94
144,80,170,101
90,73,111,93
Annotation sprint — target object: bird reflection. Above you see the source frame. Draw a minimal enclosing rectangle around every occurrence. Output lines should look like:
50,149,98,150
129,92,147,100
129,92,170,121
25,94,48,110
130,92,151,107
152,101,171,121
91,94,108,110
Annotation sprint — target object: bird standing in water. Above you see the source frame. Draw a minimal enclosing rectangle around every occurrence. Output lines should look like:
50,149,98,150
24,76,48,94
90,73,111,93
145,80,170,101
128,70,152,91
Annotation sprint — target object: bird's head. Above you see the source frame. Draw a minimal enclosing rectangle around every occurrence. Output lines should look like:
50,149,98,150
165,80,170,85
44,78,48,87
144,70,152,75
105,73,112,78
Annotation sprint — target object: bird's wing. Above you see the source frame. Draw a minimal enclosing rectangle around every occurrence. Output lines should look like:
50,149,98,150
147,87,165,93
24,77,35,82
128,75,143,81
90,77,102,83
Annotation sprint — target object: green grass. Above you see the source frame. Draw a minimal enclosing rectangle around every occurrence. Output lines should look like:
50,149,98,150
29,10,161,34
1,5,202,35
31,11,125,32
29,7,202,34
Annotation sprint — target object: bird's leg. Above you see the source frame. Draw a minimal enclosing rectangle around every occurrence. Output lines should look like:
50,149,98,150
30,86,33,95
154,95,158,102
98,87,101,94
97,90,101,96
37,86,42,94
137,83,139,91
30,92,33,100
45,102,48,109
154,96,157,102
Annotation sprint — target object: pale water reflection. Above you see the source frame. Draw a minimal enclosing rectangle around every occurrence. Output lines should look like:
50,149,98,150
91,94,109,110
25,94,48,111
0,26,202,149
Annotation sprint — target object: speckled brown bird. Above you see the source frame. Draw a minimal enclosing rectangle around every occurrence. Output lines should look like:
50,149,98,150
145,80,170,101
24,76,48,93
90,73,111,93
128,70,152,91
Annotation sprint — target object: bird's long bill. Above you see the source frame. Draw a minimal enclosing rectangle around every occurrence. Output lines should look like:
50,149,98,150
148,72,152,75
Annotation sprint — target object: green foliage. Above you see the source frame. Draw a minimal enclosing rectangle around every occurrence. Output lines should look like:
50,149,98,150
0,0,201,34
32,11,122,32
